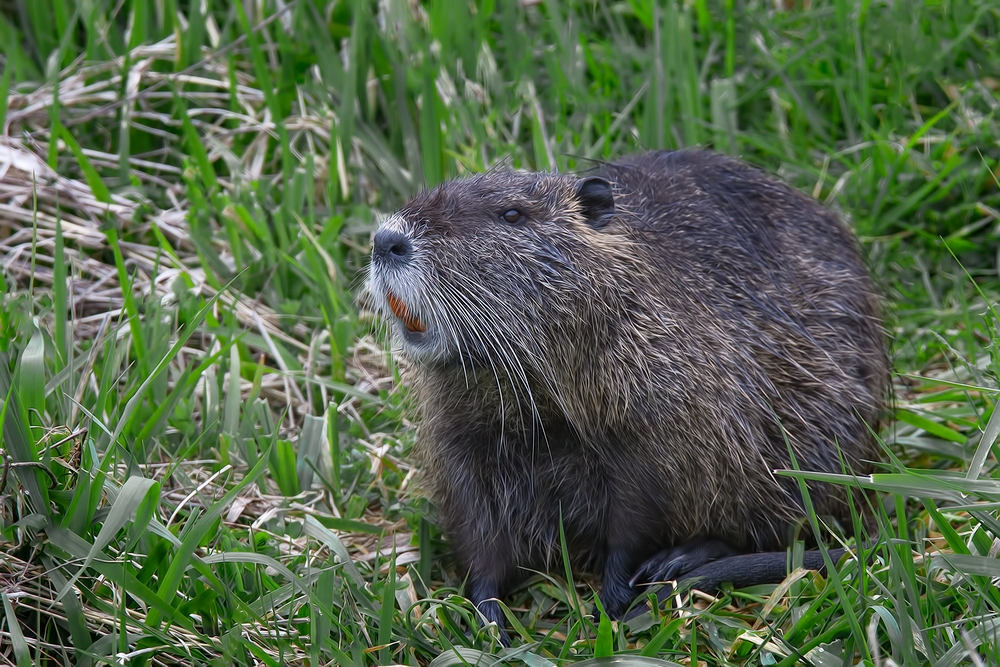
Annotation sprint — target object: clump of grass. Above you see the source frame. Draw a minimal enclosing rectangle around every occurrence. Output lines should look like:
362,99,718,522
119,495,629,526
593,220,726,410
0,0,998,665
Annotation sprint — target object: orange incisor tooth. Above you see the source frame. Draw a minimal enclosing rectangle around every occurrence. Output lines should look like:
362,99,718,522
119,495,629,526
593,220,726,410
387,291,426,333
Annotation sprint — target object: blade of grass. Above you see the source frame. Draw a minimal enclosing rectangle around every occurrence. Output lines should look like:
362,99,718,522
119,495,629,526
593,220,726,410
45,524,198,632
18,325,45,434
108,275,236,448
173,91,218,194
1,592,32,667
420,63,443,187
378,547,396,665
896,408,968,444
145,439,273,628
0,360,50,516
56,476,161,600
968,399,1000,480
57,125,112,204
44,557,94,667
0,61,12,132
53,212,67,370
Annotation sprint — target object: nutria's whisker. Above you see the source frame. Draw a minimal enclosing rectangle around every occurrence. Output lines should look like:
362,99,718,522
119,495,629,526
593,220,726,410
436,275,543,435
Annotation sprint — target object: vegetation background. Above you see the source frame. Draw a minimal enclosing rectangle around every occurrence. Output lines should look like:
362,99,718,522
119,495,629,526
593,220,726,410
0,0,998,665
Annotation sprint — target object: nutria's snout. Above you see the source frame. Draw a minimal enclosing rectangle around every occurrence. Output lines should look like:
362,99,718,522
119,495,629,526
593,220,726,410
372,228,414,265
368,223,432,353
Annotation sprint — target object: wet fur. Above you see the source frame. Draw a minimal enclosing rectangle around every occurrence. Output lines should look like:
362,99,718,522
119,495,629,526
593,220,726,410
368,149,889,636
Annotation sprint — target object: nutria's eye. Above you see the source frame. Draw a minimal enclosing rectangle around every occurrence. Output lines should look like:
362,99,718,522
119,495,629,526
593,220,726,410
502,209,522,224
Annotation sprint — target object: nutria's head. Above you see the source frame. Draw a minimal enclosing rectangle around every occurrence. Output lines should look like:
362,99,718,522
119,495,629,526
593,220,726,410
367,169,626,369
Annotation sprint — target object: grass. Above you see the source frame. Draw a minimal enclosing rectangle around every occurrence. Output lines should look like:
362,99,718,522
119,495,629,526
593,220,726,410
0,0,998,664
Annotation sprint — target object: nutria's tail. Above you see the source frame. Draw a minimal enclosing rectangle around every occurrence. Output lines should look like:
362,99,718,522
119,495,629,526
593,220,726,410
623,547,856,622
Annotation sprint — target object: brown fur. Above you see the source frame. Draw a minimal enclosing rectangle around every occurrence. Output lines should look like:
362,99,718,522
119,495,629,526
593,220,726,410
367,149,889,638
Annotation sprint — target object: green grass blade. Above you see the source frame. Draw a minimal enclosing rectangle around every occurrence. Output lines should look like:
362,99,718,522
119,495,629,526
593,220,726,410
180,0,208,69
174,91,218,194
0,61,12,133
128,0,148,51
593,596,613,657
57,125,112,204
44,557,94,667
45,524,198,632
146,441,273,627
301,515,368,591
222,342,241,436
18,325,45,431
785,437,869,662
296,413,326,492
0,361,50,517
639,618,686,657
1,592,32,667
931,553,1000,578
56,476,161,600
420,64,443,187
102,226,148,368
269,437,301,496
199,552,341,619
938,617,1000,665
710,78,738,155
378,548,396,665
107,275,235,447
896,408,967,444
235,0,292,185
967,398,1000,480
52,212,67,370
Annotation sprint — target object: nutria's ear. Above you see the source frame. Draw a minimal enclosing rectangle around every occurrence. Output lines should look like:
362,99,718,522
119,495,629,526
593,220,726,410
576,177,615,228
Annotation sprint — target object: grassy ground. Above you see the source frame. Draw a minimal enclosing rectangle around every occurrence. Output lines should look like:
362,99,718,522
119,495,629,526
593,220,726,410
0,0,999,665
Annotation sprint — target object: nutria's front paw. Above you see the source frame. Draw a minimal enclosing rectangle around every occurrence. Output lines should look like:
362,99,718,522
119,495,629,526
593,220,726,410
600,578,639,620
629,538,738,588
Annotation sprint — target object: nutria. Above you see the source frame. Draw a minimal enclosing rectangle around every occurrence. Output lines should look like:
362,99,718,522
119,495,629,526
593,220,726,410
367,149,888,641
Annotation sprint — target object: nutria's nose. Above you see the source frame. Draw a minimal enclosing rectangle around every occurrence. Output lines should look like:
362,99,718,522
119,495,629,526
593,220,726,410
373,228,413,264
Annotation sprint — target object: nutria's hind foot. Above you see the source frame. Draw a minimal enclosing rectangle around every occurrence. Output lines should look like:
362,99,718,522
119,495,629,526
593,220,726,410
629,538,739,589
621,546,859,624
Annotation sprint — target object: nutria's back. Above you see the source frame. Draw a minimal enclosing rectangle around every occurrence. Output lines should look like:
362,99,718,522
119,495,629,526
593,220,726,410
368,149,888,634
